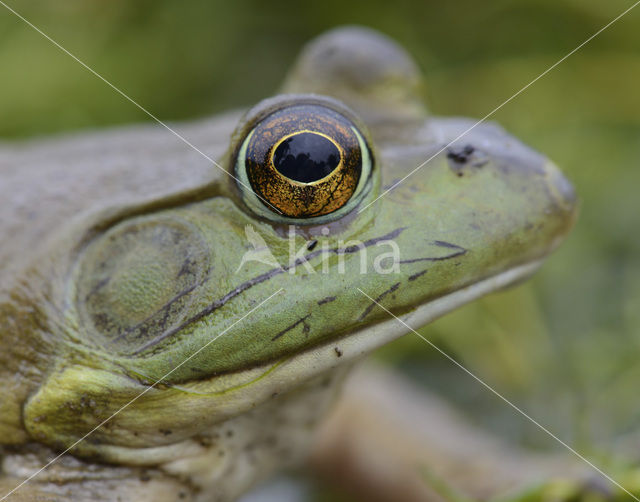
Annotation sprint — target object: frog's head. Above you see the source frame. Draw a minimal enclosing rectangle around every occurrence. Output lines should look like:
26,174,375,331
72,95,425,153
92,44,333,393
8,27,576,464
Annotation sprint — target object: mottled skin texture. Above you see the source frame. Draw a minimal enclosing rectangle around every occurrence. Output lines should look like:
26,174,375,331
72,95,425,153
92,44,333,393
0,27,576,501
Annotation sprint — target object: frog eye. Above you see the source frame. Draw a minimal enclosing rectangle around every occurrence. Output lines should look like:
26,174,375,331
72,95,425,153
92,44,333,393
233,100,374,223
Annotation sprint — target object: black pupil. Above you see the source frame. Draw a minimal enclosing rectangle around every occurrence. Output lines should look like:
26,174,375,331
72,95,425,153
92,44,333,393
272,132,340,183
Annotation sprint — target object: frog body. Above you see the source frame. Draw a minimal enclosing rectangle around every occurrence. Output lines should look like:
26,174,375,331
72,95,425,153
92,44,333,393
0,27,576,501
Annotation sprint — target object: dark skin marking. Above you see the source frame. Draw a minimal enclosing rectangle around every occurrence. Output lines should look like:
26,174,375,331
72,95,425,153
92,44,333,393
307,239,318,251
271,314,311,341
399,241,467,264
158,299,173,334
84,276,110,302
110,277,207,344
447,145,489,174
176,255,196,278
130,265,287,353
198,437,213,447
447,145,475,164
317,295,336,305
433,240,463,249
408,269,428,281
358,282,401,321
334,347,343,357
334,226,405,254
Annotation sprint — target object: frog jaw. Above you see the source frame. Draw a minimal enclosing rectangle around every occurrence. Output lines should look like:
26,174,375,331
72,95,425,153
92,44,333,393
23,258,543,467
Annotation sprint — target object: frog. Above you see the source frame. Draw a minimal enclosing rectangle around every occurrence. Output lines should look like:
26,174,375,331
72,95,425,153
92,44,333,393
0,26,577,502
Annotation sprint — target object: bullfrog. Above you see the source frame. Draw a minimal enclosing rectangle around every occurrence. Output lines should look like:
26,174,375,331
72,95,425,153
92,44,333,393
0,27,576,501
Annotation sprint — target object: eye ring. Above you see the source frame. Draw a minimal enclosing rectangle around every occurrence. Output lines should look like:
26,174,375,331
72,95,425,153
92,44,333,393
269,129,343,186
232,96,375,224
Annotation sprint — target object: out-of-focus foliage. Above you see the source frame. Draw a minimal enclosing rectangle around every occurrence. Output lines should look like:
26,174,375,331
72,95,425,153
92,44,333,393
1,0,639,498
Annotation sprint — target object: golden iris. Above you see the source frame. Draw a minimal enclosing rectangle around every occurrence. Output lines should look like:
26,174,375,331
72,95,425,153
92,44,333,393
235,104,371,219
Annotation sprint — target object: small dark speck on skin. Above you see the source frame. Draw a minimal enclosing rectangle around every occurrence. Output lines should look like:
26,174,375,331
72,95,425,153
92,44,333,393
334,347,343,357
307,240,318,251
226,430,234,438
139,472,151,482
178,492,187,500
160,429,172,436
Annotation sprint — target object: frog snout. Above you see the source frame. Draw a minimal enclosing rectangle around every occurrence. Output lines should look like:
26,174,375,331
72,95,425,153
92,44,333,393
544,160,578,217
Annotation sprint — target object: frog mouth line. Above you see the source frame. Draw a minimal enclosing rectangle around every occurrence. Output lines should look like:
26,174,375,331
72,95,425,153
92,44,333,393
128,226,468,355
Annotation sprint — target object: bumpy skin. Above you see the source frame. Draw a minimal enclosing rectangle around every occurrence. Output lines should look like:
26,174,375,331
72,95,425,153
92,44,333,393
0,27,576,501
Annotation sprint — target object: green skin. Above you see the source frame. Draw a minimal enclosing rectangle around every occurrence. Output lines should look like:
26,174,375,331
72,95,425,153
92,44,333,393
0,27,576,501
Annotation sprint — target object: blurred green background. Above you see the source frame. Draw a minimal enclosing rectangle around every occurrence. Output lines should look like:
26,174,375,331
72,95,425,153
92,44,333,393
1,0,639,499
